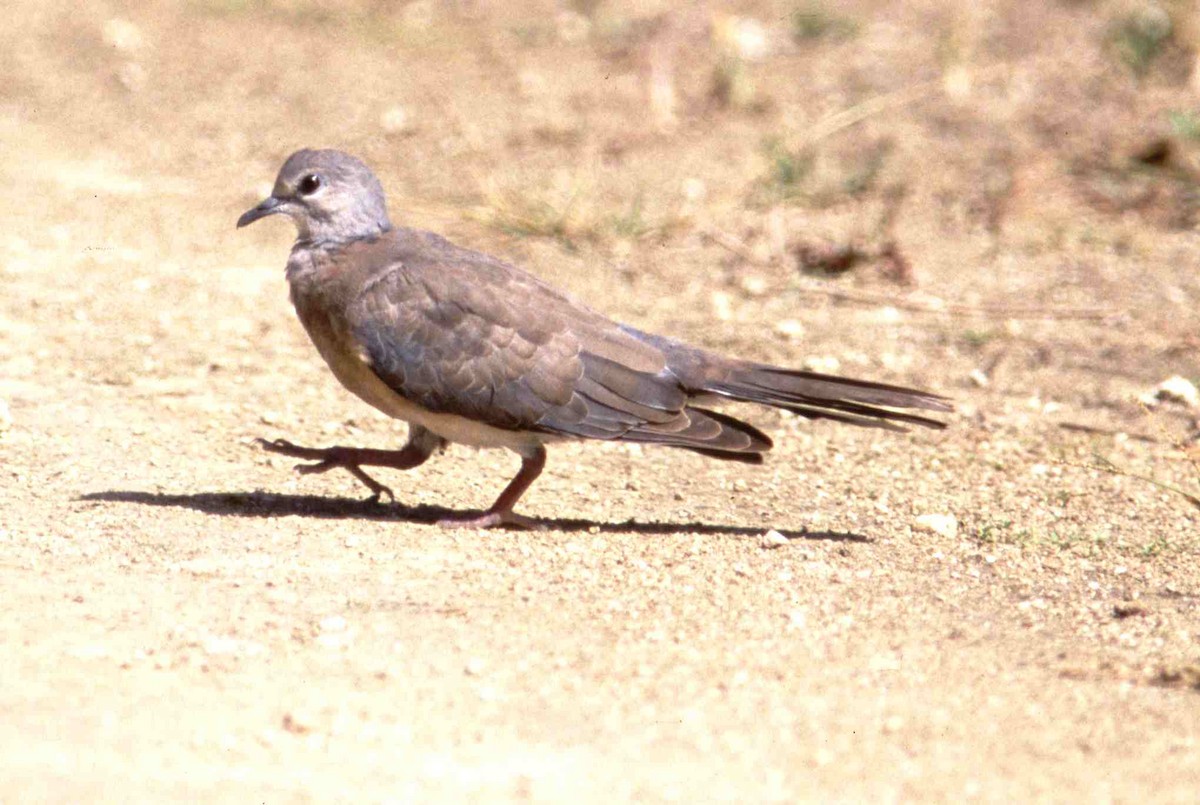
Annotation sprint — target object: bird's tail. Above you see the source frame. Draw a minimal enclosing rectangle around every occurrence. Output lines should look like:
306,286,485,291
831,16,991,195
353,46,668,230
602,327,950,462
698,359,951,431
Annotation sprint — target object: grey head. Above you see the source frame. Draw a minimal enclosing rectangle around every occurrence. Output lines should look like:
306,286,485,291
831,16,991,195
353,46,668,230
237,149,392,242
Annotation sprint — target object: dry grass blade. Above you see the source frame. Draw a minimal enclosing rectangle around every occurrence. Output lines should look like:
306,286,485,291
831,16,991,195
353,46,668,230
1071,453,1200,513
798,64,1010,149
1057,422,1159,444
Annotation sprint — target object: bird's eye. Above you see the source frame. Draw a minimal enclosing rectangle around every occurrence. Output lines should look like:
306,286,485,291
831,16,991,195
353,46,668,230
297,174,322,195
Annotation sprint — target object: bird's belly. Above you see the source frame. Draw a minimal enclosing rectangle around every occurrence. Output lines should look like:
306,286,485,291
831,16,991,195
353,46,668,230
296,305,546,451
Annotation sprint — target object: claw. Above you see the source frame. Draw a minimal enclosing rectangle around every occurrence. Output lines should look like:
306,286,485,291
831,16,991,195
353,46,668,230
351,467,395,504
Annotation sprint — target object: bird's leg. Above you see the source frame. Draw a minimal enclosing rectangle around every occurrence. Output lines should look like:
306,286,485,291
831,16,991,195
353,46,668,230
437,446,546,530
257,432,440,503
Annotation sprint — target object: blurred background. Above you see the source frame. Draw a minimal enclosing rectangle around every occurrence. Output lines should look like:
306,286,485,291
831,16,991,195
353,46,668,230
4,2,1200,800
5,0,1199,394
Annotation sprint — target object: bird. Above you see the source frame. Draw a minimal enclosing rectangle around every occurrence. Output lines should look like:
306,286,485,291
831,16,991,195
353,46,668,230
237,149,950,529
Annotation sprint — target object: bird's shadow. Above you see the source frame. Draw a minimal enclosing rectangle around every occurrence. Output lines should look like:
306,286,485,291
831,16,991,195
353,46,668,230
79,490,868,542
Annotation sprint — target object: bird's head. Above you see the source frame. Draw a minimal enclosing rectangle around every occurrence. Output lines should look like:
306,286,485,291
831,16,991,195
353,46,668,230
237,149,392,243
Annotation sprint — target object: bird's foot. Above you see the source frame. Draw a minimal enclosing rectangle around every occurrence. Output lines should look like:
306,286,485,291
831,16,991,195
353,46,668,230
256,438,395,503
436,509,543,531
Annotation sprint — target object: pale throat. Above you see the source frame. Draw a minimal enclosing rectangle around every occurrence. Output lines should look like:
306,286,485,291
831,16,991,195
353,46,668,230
295,210,390,245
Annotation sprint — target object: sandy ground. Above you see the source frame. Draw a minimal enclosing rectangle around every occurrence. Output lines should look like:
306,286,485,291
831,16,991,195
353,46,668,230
4,0,1200,800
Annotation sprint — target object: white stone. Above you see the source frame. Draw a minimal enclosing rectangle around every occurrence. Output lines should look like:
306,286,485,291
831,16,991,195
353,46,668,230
774,318,806,341
318,615,347,633
1140,375,1199,408
102,18,145,52
761,530,789,549
380,106,415,135
803,355,841,374
913,513,959,539
710,290,734,321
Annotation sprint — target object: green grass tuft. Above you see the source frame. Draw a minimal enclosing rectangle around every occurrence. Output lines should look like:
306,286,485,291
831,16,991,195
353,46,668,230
791,3,860,43
1109,9,1174,76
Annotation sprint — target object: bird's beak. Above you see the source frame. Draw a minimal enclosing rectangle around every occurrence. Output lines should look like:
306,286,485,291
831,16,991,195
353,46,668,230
236,196,286,229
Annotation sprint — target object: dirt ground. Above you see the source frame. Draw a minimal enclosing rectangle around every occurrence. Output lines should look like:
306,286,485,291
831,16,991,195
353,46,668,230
4,0,1200,800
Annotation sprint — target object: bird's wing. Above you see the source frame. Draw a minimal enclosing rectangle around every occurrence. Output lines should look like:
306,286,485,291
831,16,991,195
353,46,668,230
340,231,767,456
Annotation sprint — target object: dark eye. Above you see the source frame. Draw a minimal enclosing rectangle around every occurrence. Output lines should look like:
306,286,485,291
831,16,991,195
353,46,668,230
298,174,322,195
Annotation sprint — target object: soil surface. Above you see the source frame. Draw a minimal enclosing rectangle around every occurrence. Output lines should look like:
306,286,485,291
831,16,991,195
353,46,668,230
4,1,1200,800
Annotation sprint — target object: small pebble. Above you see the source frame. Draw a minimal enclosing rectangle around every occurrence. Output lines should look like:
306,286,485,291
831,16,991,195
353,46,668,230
913,513,959,539
774,319,806,341
739,275,768,297
761,529,789,549
380,106,416,135
318,615,347,633
1139,375,1199,408
714,15,770,61
281,712,313,734
804,355,841,374
102,18,144,52
681,178,706,202
710,291,734,322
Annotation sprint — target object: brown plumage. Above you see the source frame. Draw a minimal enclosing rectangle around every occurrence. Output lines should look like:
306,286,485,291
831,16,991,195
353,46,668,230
238,149,950,528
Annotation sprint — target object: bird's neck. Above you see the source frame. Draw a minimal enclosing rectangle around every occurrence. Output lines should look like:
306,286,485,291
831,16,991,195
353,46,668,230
295,218,392,249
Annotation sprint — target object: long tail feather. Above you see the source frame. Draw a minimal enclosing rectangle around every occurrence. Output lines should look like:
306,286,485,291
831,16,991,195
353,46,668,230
696,360,950,430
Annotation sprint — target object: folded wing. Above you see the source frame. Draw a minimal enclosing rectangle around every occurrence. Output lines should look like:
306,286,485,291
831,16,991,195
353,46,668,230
345,231,771,460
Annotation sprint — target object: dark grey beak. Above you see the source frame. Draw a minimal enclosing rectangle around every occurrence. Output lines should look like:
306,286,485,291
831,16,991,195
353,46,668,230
237,196,285,229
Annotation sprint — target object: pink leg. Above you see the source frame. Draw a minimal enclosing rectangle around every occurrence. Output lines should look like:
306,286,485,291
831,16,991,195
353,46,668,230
437,447,546,530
